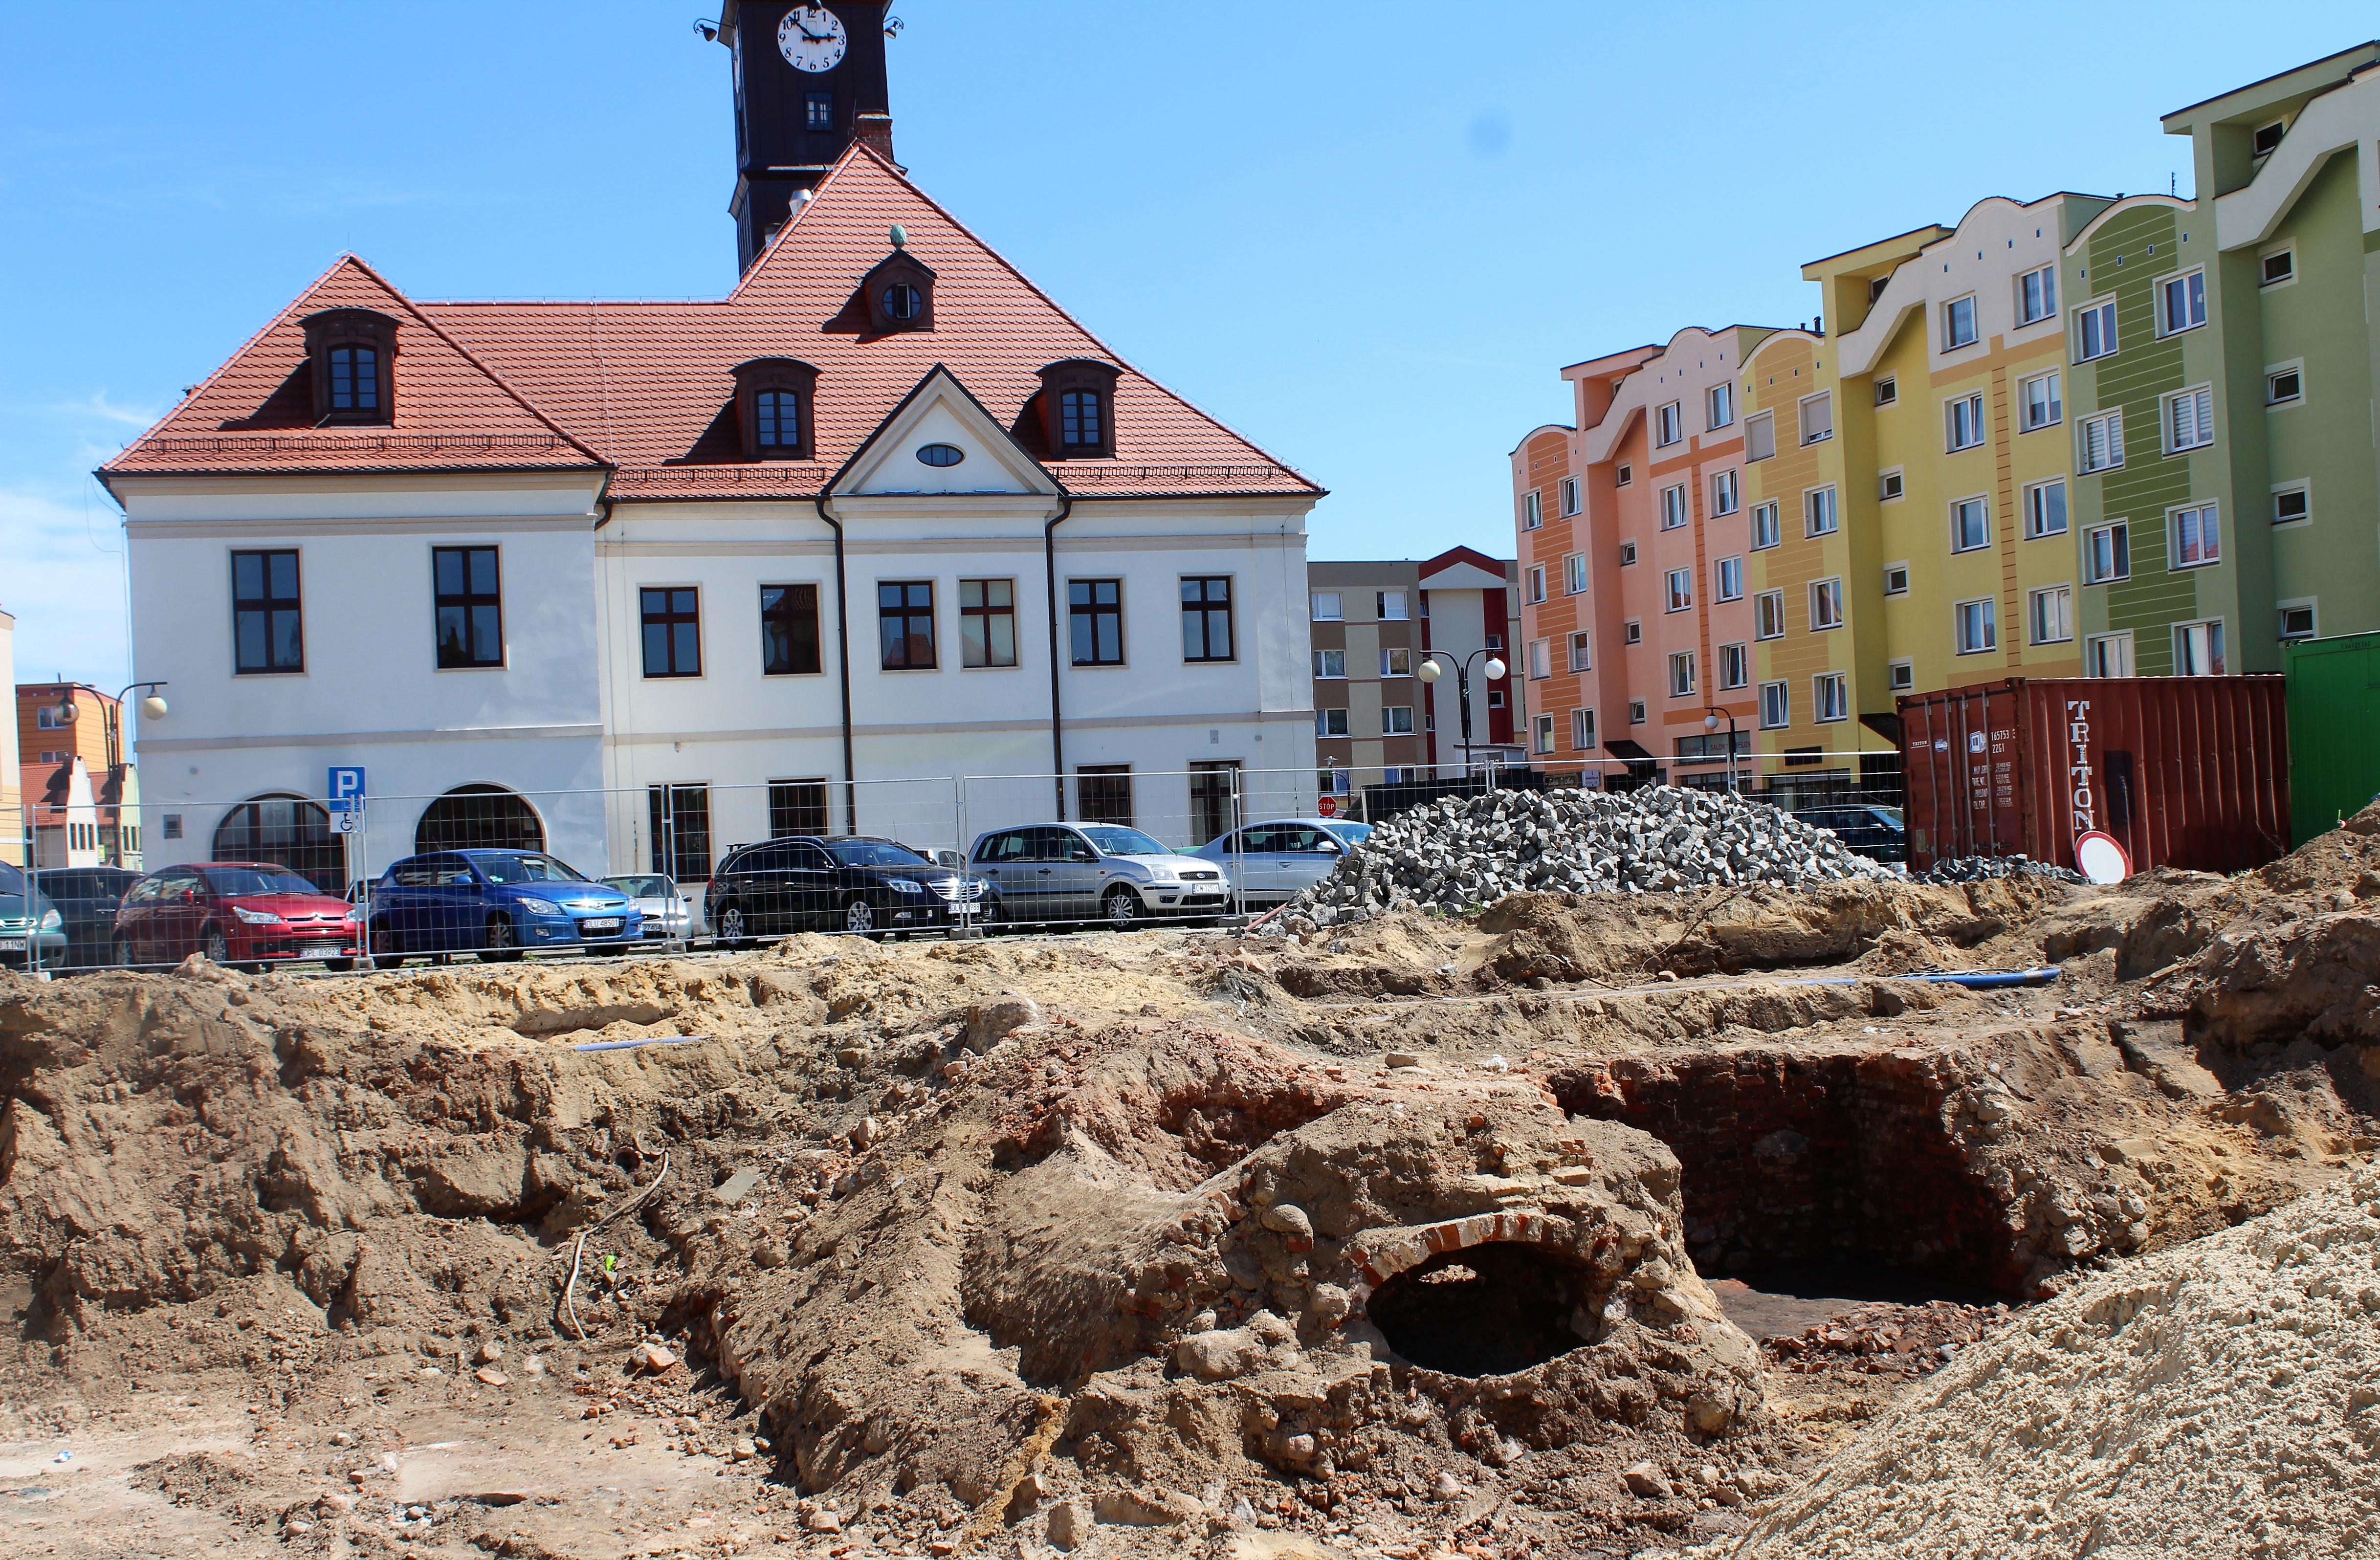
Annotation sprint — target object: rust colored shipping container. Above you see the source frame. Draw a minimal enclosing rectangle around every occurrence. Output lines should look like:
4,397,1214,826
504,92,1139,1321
1896,676,2290,877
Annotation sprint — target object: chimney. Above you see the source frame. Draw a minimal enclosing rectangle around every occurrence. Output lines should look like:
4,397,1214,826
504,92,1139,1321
857,112,895,163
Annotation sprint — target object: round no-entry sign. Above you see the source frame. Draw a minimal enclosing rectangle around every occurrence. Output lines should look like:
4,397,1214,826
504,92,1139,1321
1317,795,1337,817
2074,830,2132,884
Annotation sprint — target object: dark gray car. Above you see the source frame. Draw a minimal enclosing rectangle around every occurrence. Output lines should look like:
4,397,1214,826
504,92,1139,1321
34,866,141,968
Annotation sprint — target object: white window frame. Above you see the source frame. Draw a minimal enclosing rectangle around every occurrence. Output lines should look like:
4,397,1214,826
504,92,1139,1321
1810,576,1845,631
1534,714,1556,755
1668,650,1697,698
2017,264,2057,325
2075,297,2117,362
1883,562,1910,596
1708,382,1734,429
1522,491,1542,530
2078,409,2123,473
1618,540,1639,567
1566,631,1591,673
1558,476,1580,515
1805,486,1838,537
1879,467,1904,502
1750,501,1781,549
1888,658,1914,692
1564,552,1587,595
1874,376,1898,406
1718,640,1749,690
2158,268,2208,335
1946,392,1986,452
1714,555,1743,602
2086,632,2134,679
2019,370,2061,432
2271,482,2310,527
2169,502,2221,570
1317,707,1350,737
2028,584,2073,646
1943,293,1980,349
1710,468,1740,516
2024,478,2068,540
2163,384,2215,454
1955,596,1998,655
1813,672,1849,724
1526,566,1546,604
1660,483,1690,530
1950,495,1991,553
1310,590,1343,621
2259,243,2297,289
2174,618,2226,677
1383,704,1416,735
1380,647,1413,678
1755,590,1785,640
1624,618,1642,645
2085,521,2130,584
1629,699,1647,724
2277,599,2317,641
1615,463,1633,487
1655,401,1684,447
1799,391,1834,445
1665,568,1693,613
1313,648,1345,679
1570,706,1595,750
1378,589,1410,621
1527,638,1551,680
1745,411,1776,462
1759,680,1789,729
2265,360,2303,407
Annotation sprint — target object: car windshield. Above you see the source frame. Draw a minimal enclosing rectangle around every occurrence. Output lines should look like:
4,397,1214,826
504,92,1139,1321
827,840,930,868
1322,821,1372,845
201,867,324,897
1080,826,1172,858
1870,807,1906,828
473,853,592,885
605,875,674,898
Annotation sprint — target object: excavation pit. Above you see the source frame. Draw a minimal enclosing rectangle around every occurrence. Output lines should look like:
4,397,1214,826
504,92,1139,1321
1366,1241,1601,1378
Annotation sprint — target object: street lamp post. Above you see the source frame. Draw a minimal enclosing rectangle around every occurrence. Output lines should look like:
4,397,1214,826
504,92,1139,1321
1703,706,1740,793
1416,649,1507,778
47,681,167,866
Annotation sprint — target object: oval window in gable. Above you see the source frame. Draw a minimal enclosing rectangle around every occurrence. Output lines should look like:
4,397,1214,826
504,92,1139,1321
916,443,965,467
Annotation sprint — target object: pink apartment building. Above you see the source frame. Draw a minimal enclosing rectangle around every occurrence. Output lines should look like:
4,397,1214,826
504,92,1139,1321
1512,326,1770,783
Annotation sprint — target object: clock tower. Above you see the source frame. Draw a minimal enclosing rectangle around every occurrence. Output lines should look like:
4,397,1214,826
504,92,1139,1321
719,1,895,273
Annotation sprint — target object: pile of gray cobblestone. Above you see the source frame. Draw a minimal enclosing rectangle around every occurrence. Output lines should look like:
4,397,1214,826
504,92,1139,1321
1917,855,2088,886
1266,785,1893,927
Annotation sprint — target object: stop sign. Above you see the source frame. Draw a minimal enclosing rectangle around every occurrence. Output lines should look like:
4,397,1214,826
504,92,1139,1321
1317,795,1337,816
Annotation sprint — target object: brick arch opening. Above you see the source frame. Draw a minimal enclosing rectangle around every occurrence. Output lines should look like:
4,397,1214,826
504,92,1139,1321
1367,1243,1602,1377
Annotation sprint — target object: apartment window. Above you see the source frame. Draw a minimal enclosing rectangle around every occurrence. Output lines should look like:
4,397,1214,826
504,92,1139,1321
1384,705,1416,735
2018,265,2057,325
2252,119,2286,156
1745,411,1776,461
2020,371,2062,432
2029,584,2073,645
1874,376,1897,406
1888,659,1914,691
1565,553,1587,594
1943,294,1979,349
1668,651,1697,697
1313,648,1345,679
1710,469,1740,516
1811,577,1844,631
1070,579,1124,665
2087,632,2135,678
1567,631,1591,672
1805,486,1838,537
231,549,304,674
1624,619,1642,645
2278,602,2317,641
1715,555,1743,602
2171,503,2221,568
955,578,1017,668
2175,619,2226,676
1316,708,1349,737
763,582,825,674
1534,715,1556,755
1527,567,1547,604
1377,590,1409,620
1947,393,1986,451
1880,469,1904,501
1629,700,1648,725
1660,484,1690,530
427,546,504,669
1954,597,1997,654
1618,541,1638,567
1666,568,1693,612
1756,590,1785,640
2079,409,2124,473
1814,672,1849,723
1182,576,1234,661
2076,299,2117,361
879,581,936,669
1486,690,1505,709
2166,386,2214,453
1615,463,1633,486
2025,479,2069,539
1760,680,1789,729
2261,247,2295,286
2085,522,2130,583
769,779,830,838
1799,392,1833,444
1708,382,1734,429
2160,269,2207,334
1719,641,1748,689
1382,647,1413,678
647,784,712,881
1522,491,1542,530
1751,501,1780,549
1655,400,1684,446
1951,496,1990,552
640,586,702,678
1310,590,1343,620
1570,707,1595,750
2266,365,2302,405
2273,485,2310,526
1559,476,1581,515
1884,563,1910,595
1525,639,1550,679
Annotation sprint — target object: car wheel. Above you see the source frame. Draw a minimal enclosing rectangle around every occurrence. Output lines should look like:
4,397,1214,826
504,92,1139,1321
716,903,749,951
370,920,405,971
483,914,522,963
322,958,356,974
842,896,879,938
113,935,134,969
201,925,232,966
1102,886,1142,930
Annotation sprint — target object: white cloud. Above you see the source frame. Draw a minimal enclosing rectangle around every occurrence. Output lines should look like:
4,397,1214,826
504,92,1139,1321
65,390,164,429
0,483,132,690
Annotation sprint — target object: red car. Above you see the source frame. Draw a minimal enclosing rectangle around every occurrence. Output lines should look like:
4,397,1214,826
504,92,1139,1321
112,860,361,972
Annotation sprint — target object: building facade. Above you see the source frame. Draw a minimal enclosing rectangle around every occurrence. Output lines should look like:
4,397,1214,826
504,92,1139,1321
1307,548,1519,794
16,683,142,870
0,608,18,867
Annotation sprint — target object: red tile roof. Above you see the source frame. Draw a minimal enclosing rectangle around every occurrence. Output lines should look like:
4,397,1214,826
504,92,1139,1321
104,145,1320,501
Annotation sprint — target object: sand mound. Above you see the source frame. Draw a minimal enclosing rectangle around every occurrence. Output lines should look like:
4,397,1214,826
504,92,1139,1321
1722,1162,2380,1559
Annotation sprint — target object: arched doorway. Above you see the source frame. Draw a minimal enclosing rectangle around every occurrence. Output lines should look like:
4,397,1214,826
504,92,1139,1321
414,784,546,854
213,795,344,892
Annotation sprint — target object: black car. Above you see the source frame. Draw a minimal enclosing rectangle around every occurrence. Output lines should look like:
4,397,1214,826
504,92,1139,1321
1794,804,1909,864
33,866,142,969
705,835,987,945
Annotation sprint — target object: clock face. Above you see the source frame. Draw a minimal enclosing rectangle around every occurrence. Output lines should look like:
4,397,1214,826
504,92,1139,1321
777,6,847,72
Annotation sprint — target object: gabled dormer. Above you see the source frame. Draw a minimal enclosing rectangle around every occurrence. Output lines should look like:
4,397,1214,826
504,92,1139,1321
301,308,398,424
730,357,822,460
1035,358,1122,459
859,227,935,333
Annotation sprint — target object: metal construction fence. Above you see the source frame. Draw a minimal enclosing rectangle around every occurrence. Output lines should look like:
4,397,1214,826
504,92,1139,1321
2,750,1909,976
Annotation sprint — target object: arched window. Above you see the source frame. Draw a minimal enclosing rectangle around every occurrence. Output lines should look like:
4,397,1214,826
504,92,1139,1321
212,795,344,892
755,389,798,450
414,785,546,855
731,358,820,460
329,346,379,413
1036,359,1123,459
1059,389,1102,450
302,308,397,424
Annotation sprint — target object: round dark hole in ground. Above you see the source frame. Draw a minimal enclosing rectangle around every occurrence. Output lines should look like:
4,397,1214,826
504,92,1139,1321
1367,1242,1599,1377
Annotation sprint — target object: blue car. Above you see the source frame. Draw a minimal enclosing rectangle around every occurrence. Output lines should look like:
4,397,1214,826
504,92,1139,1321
363,849,641,967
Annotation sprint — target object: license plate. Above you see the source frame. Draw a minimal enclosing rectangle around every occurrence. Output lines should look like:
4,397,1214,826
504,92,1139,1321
0,938,24,953
580,919,623,934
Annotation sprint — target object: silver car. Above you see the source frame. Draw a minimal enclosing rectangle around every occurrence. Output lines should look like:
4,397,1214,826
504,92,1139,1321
603,875,693,942
1190,818,1370,905
966,823,1229,928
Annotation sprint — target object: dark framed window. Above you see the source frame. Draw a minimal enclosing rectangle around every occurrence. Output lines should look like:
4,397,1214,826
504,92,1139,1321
1181,576,1234,661
432,546,503,668
640,587,702,678
1078,766,1134,826
769,779,830,837
960,578,1016,667
883,284,923,322
1070,579,1124,665
231,549,304,674
1059,390,1103,449
761,583,822,675
879,581,936,669
804,90,833,131
329,346,379,413
646,784,711,881
731,358,819,459
755,390,799,451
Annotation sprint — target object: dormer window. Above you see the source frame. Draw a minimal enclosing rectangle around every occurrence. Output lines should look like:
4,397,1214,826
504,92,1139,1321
1036,359,1123,459
859,240,936,333
884,283,923,321
730,357,821,461
301,308,397,424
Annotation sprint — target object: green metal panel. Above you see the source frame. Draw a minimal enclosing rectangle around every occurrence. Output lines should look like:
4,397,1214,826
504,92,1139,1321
2286,630,2380,843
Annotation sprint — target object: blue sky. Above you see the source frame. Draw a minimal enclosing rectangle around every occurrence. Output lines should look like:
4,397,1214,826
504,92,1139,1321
6,1,2374,690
